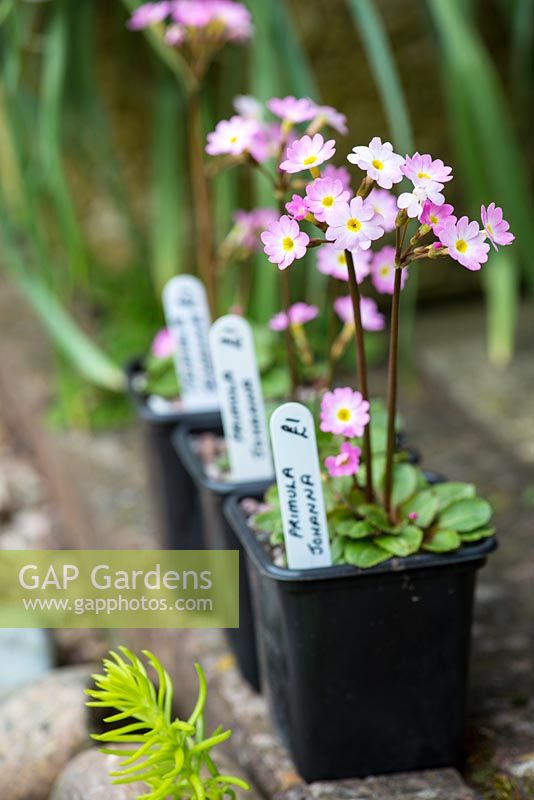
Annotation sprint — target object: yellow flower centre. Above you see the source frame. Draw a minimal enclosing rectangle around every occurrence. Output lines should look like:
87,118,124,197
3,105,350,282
337,407,351,423
337,254,347,266
455,239,468,254
346,218,362,233
486,223,494,236
230,136,238,143
322,196,334,207
372,159,384,170
380,265,390,276
303,155,317,166
429,214,439,225
282,236,295,252
417,171,430,179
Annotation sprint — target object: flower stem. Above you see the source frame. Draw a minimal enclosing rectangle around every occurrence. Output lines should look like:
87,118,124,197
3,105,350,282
281,268,299,398
383,266,403,522
345,249,374,502
325,276,338,386
188,89,217,315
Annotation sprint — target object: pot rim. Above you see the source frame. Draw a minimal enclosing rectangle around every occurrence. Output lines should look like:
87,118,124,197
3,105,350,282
124,356,221,427
173,422,274,496
223,491,498,584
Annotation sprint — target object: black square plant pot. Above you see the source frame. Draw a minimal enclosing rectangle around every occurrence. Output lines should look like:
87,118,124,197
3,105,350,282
224,491,497,783
125,358,220,550
173,421,272,692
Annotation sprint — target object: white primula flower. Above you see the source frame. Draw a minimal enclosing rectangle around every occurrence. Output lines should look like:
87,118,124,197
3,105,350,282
397,182,445,219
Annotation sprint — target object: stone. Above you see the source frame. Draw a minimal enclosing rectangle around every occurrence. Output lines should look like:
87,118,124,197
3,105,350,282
53,628,109,666
50,744,262,799
0,665,94,800
278,769,476,799
0,508,56,550
50,748,144,800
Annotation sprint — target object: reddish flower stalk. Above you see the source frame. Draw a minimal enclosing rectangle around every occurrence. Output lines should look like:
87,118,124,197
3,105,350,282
345,249,374,502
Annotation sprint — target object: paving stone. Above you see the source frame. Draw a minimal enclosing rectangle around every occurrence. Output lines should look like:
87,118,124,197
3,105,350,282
0,665,94,800
278,768,477,799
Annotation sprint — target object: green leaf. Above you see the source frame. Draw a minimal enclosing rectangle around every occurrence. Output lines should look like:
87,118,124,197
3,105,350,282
402,490,440,528
253,510,283,535
321,481,339,513
331,537,346,564
376,525,423,557
336,519,377,540
264,484,279,506
344,540,391,568
432,481,476,511
391,463,418,507
460,527,495,543
345,0,413,153
357,503,392,532
423,529,461,553
438,498,492,532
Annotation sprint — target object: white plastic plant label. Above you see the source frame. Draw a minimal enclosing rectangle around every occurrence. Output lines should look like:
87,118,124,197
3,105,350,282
209,315,273,482
270,402,332,569
162,275,219,411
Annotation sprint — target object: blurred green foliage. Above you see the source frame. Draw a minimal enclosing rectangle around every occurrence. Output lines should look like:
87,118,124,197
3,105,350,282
0,0,531,427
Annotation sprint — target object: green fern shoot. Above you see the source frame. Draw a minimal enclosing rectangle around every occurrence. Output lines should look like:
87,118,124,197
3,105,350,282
85,647,250,799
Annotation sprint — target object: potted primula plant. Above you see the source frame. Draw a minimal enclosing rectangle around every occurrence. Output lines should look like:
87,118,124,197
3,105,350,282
223,125,514,780
124,1,261,550
174,94,412,690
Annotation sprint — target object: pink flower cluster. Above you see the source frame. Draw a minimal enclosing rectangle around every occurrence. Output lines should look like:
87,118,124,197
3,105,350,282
258,126,515,274
128,1,253,44
205,95,346,164
269,302,319,331
320,388,370,477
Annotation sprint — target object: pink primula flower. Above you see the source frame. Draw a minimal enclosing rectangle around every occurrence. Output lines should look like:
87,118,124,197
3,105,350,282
371,246,408,295
310,105,348,135
305,177,350,222
325,442,361,478
151,328,174,359
211,0,253,41
481,203,515,251
206,116,259,156
438,216,490,271
420,201,456,232
280,133,336,174
232,208,278,250
316,246,371,283
164,24,186,45
402,153,453,186
334,295,385,332
128,2,171,29
233,95,264,121
322,164,352,191
367,188,398,233
286,194,309,221
347,137,405,189
320,387,370,438
267,96,317,124
261,215,309,270
269,302,319,331
325,195,384,251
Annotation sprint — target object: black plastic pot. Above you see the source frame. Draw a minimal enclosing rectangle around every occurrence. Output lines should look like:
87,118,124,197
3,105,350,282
125,358,220,549
174,422,272,692
224,492,497,782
